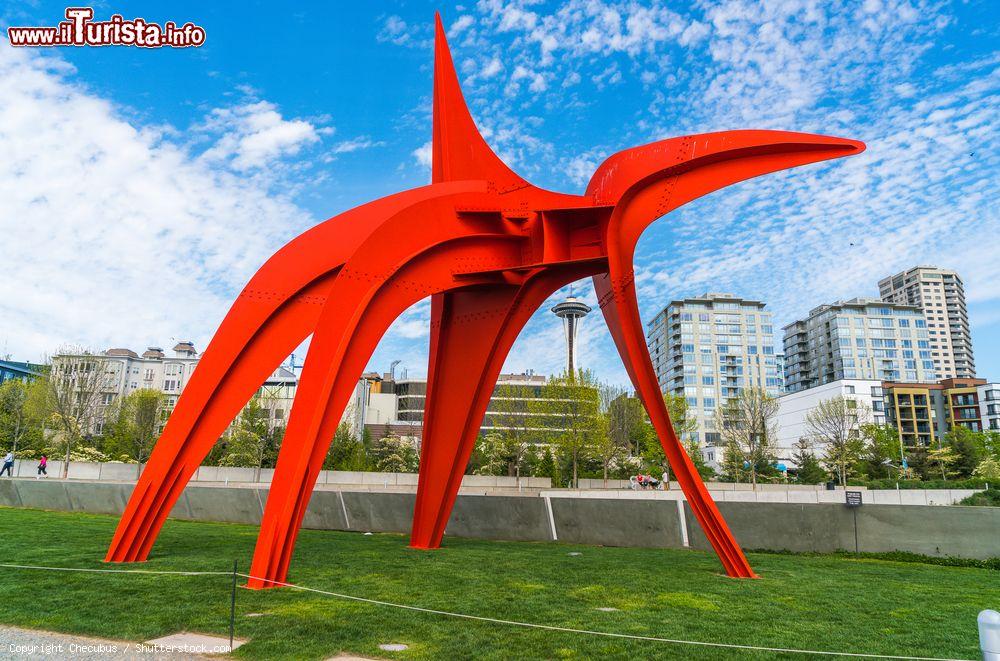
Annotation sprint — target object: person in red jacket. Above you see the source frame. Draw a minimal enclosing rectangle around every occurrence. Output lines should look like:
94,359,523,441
36,455,47,478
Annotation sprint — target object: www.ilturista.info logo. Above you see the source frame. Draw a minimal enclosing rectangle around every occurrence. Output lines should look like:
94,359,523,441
7,7,206,48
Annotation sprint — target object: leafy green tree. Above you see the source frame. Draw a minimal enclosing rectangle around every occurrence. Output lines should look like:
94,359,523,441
104,388,166,476
927,445,960,482
0,379,38,453
534,370,602,488
645,392,700,483
219,395,282,480
944,427,985,477
685,440,716,481
534,446,558,484
324,422,368,471
805,395,868,486
791,438,827,484
714,387,778,487
589,411,619,485
608,392,651,458
486,381,542,483
369,433,419,473
905,443,931,480
40,353,117,476
858,424,903,479
973,457,1000,481
983,431,1000,462
719,439,746,483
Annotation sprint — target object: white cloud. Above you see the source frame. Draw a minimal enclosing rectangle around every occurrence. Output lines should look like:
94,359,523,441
449,15,475,36
0,44,315,361
330,137,384,154
377,15,411,46
200,100,326,170
412,140,433,169
481,57,503,79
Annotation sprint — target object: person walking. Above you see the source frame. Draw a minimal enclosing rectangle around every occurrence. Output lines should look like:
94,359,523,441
36,455,47,479
1,450,13,477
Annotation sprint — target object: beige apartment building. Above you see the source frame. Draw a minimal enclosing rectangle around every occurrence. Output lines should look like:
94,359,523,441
53,342,298,436
878,266,975,378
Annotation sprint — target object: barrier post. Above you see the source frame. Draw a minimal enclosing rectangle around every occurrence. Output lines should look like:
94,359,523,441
981,610,1000,661
229,559,238,651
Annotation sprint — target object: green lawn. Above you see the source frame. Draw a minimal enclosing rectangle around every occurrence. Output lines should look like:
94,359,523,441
0,507,993,660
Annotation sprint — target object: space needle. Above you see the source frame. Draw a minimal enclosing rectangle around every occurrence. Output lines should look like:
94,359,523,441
551,297,592,376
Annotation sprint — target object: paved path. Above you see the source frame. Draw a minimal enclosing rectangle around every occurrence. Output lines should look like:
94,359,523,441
0,626,207,659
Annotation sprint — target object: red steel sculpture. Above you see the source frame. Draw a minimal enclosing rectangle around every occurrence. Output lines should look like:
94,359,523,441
105,15,864,587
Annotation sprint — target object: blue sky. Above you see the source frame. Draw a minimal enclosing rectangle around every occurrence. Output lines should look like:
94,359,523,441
0,1,997,386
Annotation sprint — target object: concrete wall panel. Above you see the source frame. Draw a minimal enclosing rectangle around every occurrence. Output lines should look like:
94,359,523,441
686,502,856,554
302,490,349,531
181,485,261,524
66,462,102,480
65,481,132,515
100,463,140,481
0,480,22,507
341,491,414,534
13,480,72,512
551,497,685,548
856,505,1000,559
446,495,550,542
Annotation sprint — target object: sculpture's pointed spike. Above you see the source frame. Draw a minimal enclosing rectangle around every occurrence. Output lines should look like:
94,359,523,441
432,14,526,188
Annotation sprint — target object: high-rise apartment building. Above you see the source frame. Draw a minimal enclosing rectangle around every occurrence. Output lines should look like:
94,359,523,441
878,266,974,378
783,298,936,393
646,293,783,449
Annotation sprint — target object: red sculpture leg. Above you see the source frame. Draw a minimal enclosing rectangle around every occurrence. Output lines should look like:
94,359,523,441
248,237,528,589
594,272,756,578
412,266,596,549
105,185,483,564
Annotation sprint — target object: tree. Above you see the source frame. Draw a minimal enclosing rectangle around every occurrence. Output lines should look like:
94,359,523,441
791,438,827,484
685,440,716,481
608,392,650,458
369,433,419,473
944,427,985,478
927,445,959,482
219,395,281,481
0,379,32,453
714,387,779,488
805,396,869,486
719,439,746,483
324,422,368,471
42,351,118,477
105,388,166,477
859,424,903,480
534,446,559,484
647,393,701,484
589,411,618,486
475,432,514,477
534,370,602,488
973,457,1000,481
482,381,540,484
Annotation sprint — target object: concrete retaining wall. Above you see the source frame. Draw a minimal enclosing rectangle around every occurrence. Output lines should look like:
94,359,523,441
683,501,1000,560
1,479,997,560
577,479,872,491
545,488,981,506
8,460,550,489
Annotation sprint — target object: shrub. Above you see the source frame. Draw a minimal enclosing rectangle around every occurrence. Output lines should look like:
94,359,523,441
958,489,1000,507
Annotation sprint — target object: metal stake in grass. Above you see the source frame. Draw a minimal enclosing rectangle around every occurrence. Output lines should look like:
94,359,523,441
229,559,238,652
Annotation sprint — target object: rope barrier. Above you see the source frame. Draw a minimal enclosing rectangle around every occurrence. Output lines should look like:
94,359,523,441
235,572,974,661
0,562,975,660
0,562,231,576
